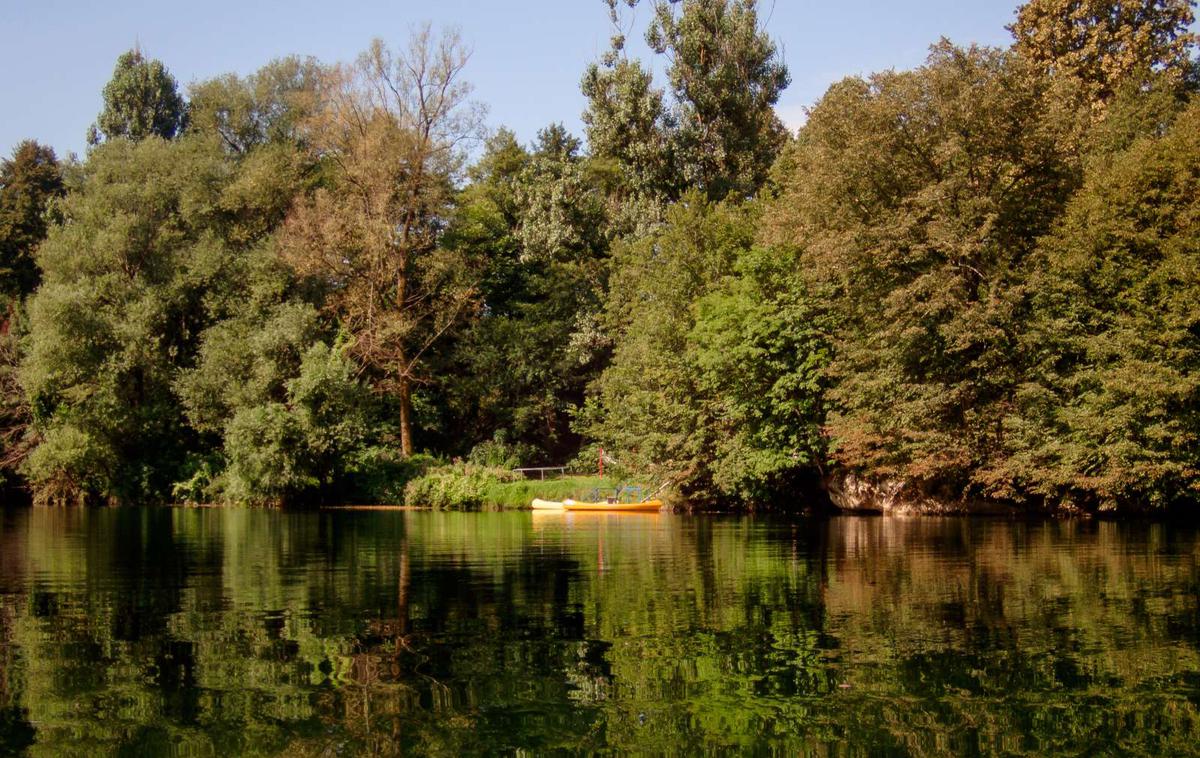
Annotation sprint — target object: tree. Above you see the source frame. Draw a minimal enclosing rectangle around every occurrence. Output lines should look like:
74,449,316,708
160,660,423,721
88,48,187,145
581,58,676,200
278,29,485,457
760,43,1088,502
219,343,370,505
188,57,323,154
1010,0,1197,105
436,125,613,461
22,138,232,503
584,0,790,201
647,0,791,198
580,195,754,499
688,247,828,501
20,126,319,504
1009,97,1200,510
0,140,64,299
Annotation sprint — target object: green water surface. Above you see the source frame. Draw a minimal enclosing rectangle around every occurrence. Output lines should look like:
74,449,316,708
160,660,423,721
0,508,1197,756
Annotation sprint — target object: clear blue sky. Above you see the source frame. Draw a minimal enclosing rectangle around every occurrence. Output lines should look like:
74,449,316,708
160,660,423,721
1,0,1031,161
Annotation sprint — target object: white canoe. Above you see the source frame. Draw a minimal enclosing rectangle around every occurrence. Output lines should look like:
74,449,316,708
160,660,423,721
531,498,565,510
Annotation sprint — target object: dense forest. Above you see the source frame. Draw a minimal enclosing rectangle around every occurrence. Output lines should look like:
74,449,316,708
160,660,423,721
0,0,1197,513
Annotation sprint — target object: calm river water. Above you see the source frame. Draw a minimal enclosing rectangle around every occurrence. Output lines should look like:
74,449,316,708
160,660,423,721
0,508,1198,756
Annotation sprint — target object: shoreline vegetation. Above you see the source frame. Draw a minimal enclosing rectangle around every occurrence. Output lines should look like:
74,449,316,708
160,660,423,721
0,0,1197,517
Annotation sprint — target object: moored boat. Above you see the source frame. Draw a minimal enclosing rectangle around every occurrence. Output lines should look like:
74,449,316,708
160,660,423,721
561,499,663,512
531,498,565,510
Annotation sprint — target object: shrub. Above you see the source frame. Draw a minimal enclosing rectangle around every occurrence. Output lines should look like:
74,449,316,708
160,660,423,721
347,448,437,504
467,434,537,469
403,463,518,509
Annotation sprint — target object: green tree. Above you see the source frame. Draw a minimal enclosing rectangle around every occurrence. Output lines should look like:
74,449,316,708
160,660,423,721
1009,97,1200,510
0,140,64,299
187,56,323,153
20,126,318,504
647,0,791,198
584,0,790,201
761,43,1088,502
1010,0,1197,105
581,58,676,200
580,195,754,499
437,126,613,461
689,247,829,501
279,30,484,457
22,138,230,503
221,343,370,505
88,48,187,145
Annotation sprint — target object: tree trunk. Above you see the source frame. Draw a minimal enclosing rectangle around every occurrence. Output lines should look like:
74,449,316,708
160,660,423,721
398,377,413,457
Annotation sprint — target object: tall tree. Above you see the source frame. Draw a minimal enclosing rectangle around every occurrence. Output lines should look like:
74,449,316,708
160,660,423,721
1010,0,1197,104
1010,97,1200,510
580,195,753,498
437,125,613,461
0,140,64,299
581,58,676,200
584,0,790,201
279,29,484,456
760,43,1089,502
88,48,187,145
648,0,791,198
0,140,63,488
187,57,323,154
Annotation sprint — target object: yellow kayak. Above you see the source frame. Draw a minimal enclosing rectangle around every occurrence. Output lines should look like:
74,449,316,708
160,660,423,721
562,499,663,512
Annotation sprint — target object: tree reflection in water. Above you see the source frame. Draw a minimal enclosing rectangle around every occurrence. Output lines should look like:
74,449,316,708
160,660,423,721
0,507,1197,755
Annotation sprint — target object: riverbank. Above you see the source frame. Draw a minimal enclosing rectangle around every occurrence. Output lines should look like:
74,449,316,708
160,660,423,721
821,471,1195,519
401,463,624,510
482,476,623,509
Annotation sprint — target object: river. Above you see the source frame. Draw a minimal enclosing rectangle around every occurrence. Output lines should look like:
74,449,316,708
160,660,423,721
0,507,1197,755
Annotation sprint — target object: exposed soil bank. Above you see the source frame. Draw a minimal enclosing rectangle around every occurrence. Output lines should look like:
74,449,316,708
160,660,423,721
822,472,1187,518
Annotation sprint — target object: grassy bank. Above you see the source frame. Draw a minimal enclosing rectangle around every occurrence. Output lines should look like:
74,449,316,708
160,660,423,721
402,463,624,510
482,476,621,509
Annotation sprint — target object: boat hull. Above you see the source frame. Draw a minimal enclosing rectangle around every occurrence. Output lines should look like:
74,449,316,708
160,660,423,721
530,498,565,510
561,499,663,512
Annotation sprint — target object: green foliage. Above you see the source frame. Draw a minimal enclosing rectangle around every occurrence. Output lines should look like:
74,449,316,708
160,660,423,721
436,126,612,462
1007,97,1200,510
18,128,336,504
689,248,829,500
22,424,115,506
221,343,372,505
762,43,1088,500
187,56,322,153
1010,0,1197,105
345,449,436,504
402,463,518,509
21,137,236,503
581,58,676,199
583,197,828,504
581,195,826,502
8,5,1200,512
584,0,790,200
88,49,187,145
647,0,791,198
0,141,64,298
176,301,321,435
0,303,34,485
467,433,537,469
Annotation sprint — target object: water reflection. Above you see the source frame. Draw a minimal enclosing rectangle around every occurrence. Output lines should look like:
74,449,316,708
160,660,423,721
0,508,1197,755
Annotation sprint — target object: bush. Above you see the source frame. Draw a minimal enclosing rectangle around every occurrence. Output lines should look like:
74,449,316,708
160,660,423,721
347,448,437,504
467,434,537,469
210,342,373,506
403,463,518,509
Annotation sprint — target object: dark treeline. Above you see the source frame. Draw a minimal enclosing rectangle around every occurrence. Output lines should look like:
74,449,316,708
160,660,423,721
0,0,1197,512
